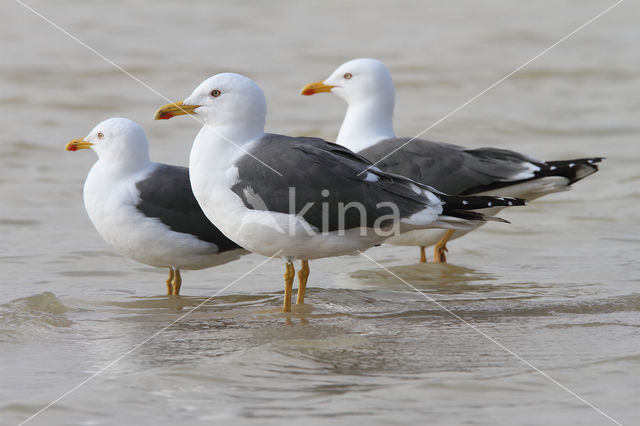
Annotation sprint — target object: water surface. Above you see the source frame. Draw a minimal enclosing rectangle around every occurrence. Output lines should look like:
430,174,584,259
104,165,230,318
1,0,639,425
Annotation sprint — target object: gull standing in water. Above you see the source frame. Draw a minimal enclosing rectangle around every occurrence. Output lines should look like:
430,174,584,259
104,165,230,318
66,118,246,295
154,73,526,311
301,58,602,263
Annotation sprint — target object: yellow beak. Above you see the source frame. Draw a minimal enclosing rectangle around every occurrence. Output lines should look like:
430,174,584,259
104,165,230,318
65,138,93,151
300,81,335,96
153,101,200,120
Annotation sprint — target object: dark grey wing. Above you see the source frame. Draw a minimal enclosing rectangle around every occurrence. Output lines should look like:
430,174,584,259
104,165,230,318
135,164,240,252
457,149,603,194
360,138,543,194
359,138,602,195
359,139,471,194
230,134,525,232
231,134,428,232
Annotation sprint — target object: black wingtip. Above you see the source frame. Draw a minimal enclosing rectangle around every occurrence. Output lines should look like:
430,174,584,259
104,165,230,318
441,194,528,212
443,210,512,223
543,157,604,185
490,216,511,224
500,197,528,207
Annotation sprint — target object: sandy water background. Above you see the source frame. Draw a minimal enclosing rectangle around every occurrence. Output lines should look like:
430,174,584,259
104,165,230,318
1,0,639,425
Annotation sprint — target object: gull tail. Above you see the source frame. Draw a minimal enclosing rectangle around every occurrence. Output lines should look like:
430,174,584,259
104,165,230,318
438,194,527,226
542,157,603,185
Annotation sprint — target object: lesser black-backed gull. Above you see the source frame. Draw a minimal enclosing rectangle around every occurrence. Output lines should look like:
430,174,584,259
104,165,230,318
66,117,246,295
154,73,527,312
301,58,603,263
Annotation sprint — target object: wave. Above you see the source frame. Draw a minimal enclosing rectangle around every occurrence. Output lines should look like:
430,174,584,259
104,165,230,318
0,292,72,342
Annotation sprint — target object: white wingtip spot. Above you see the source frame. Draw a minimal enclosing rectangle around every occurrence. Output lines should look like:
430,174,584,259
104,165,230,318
569,163,575,168
408,183,422,194
364,172,380,182
550,165,557,171
508,201,513,206
488,202,492,206
462,200,469,205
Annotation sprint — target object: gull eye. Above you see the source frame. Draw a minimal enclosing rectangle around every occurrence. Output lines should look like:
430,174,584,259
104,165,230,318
343,73,352,80
97,132,104,139
210,89,221,97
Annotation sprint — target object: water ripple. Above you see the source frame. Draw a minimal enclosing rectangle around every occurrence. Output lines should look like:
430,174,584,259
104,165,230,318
0,292,72,342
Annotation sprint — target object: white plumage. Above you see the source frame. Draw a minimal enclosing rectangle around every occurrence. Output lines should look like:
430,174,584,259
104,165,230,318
301,58,602,262
66,117,245,295
154,73,525,311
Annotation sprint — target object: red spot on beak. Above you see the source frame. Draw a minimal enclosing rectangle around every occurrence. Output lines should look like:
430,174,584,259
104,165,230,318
67,144,77,151
157,112,174,120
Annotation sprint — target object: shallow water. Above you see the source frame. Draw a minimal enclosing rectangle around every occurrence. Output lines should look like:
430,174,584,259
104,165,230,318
1,0,639,425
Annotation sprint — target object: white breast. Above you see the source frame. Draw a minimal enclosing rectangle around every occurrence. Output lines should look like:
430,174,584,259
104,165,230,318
83,163,222,270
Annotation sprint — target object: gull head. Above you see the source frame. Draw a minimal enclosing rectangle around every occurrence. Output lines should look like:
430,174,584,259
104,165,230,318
300,58,395,107
66,117,150,168
154,73,267,131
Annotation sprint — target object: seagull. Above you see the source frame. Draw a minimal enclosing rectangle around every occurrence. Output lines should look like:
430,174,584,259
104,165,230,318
154,73,526,312
301,58,603,263
65,117,246,295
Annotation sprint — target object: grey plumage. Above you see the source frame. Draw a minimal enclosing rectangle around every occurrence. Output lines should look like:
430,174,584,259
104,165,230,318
359,138,603,195
230,134,526,233
136,164,240,252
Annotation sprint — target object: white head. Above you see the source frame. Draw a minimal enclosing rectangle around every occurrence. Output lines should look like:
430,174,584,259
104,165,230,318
154,73,267,140
301,58,396,150
303,58,395,108
66,117,151,173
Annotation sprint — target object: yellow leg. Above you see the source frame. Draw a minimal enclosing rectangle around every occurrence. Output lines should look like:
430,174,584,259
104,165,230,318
172,269,182,296
433,230,455,263
166,269,174,295
283,262,295,312
419,246,427,263
296,259,310,305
